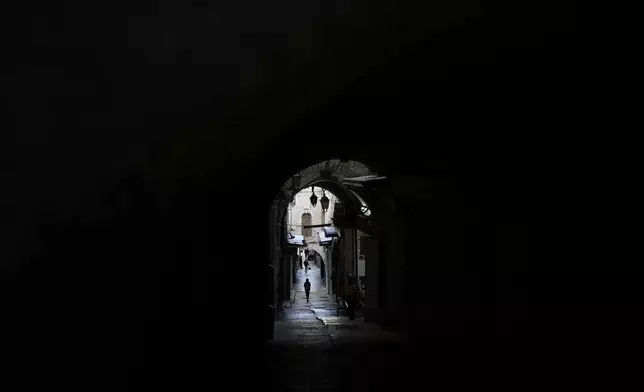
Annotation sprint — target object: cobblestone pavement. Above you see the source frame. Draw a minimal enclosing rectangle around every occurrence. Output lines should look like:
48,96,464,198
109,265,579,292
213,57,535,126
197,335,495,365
267,265,408,391
273,264,334,347
275,265,402,345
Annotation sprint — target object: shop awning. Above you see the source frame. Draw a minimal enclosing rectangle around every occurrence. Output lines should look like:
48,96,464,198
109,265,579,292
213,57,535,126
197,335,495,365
287,233,307,247
317,230,332,245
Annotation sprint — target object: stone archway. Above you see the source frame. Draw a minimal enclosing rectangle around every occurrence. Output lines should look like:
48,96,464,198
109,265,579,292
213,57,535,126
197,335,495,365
306,243,327,264
280,159,378,199
268,158,384,326
271,158,384,289
275,159,383,222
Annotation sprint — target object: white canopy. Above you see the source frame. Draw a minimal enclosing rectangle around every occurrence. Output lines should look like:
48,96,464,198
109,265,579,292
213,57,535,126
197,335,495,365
287,232,307,247
317,230,332,245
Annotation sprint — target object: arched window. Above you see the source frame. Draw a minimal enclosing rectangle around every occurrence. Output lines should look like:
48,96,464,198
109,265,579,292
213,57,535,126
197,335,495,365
301,213,312,237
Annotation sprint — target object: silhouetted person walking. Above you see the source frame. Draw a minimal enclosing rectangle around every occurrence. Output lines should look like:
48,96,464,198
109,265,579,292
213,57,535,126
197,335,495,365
303,259,309,273
304,278,311,301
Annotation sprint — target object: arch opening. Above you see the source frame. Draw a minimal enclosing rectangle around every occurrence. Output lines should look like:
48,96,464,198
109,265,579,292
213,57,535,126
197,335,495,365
268,158,390,341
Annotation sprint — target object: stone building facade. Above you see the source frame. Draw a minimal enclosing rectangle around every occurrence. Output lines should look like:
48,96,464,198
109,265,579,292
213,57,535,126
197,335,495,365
286,187,337,262
286,187,337,294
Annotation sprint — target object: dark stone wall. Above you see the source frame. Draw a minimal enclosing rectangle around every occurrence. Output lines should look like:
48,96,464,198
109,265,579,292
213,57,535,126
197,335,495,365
1,1,581,388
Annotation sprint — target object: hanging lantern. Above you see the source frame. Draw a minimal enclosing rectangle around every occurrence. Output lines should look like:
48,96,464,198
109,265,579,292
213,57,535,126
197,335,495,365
320,191,330,212
309,186,317,207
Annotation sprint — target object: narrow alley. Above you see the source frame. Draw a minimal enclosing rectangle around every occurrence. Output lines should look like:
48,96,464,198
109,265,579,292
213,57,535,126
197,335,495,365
273,264,333,346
